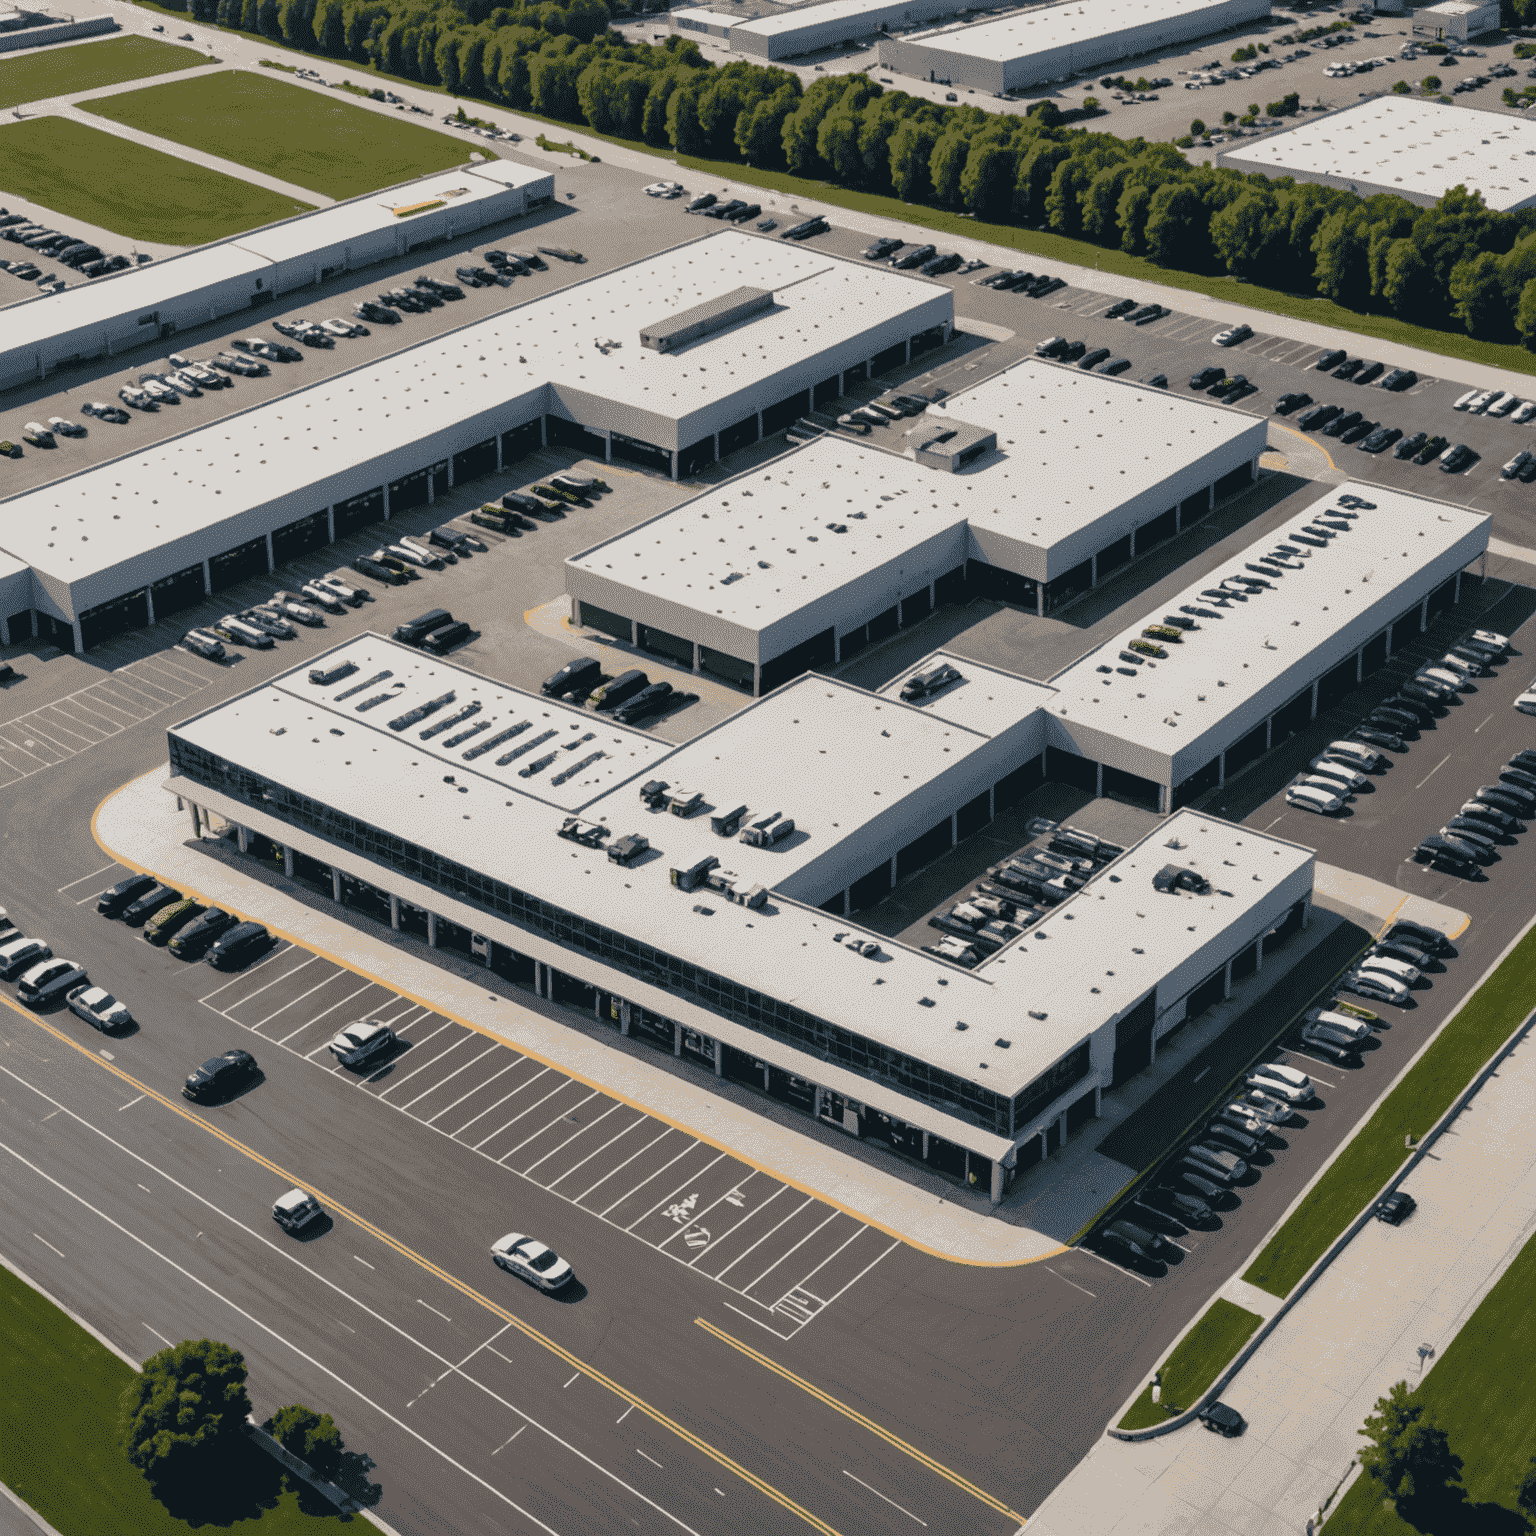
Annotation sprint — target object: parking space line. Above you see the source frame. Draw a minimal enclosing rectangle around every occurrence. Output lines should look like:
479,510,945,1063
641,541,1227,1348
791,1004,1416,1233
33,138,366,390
449,1065,550,1138
471,1074,573,1149
43,705,110,743
198,942,294,1003
493,1086,601,1160
625,1151,727,1233
519,1099,623,1175
377,1030,473,1099
595,1136,699,1218
248,964,346,1031
70,691,140,727
58,862,121,893
573,1125,673,1204
1076,1249,1155,1287
222,952,325,1015
782,1224,866,1299
1285,1053,1339,1080
657,1171,765,1253
713,1197,815,1282
278,980,383,1045
687,1185,786,1268
741,1211,840,1298
400,1043,502,1112
425,1056,525,1125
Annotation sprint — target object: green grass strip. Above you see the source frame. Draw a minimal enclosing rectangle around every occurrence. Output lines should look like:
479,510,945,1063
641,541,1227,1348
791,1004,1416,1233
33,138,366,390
1244,922,1536,1298
1117,1298,1262,1432
86,69,471,201
0,116,312,244
0,34,206,108
1323,1225,1536,1533
0,1263,350,1534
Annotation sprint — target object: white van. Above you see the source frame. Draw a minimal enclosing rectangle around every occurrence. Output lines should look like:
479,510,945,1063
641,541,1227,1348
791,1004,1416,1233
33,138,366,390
1359,955,1420,986
1286,784,1343,815
1419,666,1470,692
1308,757,1367,792
1325,740,1382,772
1466,389,1496,413
1487,390,1518,417
1307,1008,1373,1043
1257,1060,1311,1091
1298,773,1352,799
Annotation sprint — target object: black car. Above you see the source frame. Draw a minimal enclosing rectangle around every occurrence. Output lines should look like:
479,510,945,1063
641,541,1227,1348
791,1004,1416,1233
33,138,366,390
1031,276,1065,297
353,555,407,585
1416,434,1448,465
96,872,156,917
1142,1187,1212,1225
543,655,602,700
727,203,760,224
1351,726,1405,752
1354,361,1385,386
1323,409,1363,438
1374,1191,1416,1225
1104,298,1136,318
120,884,182,926
1385,919,1455,955
183,1049,259,1102
1385,692,1437,723
1413,833,1481,867
393,607,454,646
1367,706,1419,737
1199,1403,1246,1437
1359,426,1401,453
1339,417,1375,444
1274,391,1312,414
1440,443,1474,473
1095,356,1131,376
420,619,471,655
1394,430,1428,459
1142,372,1168,388
781,215,829,241
685,193,717,214
1508,749,1536,773
1298,402,1340,431
863,236,902,260
891,243,937,271
1190,365,1225,390
1315,347,1347,371
168,907,238,959
1079,347,1111,370
1035,336,1070,358
919,252,962,276
1131,303,1168,325
613,680,675,724
1059,340,1087,362
204,921,270,970
705,199,746,221
1378,367,1417,391
1332,357,1363,380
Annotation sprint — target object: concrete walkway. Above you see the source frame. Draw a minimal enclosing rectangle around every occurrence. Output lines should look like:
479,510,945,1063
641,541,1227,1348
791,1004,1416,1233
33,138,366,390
1026,1016,1536,1536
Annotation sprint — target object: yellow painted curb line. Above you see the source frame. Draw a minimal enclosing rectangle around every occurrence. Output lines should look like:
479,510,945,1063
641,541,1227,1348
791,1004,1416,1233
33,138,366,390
91,780,1067,1270
1270,421,1337,473
0,993,839,1536
696,1317,1026,1527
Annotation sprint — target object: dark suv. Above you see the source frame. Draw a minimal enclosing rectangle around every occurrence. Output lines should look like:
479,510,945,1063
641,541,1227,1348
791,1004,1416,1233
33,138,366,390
183,1049,259,1102
97,872,156,917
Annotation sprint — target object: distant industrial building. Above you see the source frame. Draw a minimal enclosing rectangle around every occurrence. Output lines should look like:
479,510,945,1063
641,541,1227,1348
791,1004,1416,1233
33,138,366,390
1413,0,1499,42
728,0,1014,61
1217,96,1536,211
0,231,950,651
565,360,1265,694
0,160,554,392
878,0,1270,93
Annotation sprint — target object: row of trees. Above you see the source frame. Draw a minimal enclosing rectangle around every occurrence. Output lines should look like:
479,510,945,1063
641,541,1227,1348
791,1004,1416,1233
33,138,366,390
151,0,1536,348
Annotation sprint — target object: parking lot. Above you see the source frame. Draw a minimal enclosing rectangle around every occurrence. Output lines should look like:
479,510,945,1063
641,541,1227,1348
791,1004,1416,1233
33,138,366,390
187,932,899,1339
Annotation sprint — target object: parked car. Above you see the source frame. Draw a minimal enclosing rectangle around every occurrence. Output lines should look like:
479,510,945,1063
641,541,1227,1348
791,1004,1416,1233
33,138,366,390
327,1018,396,1069
168,907,239,959
97,871,156,916
143,898,202,946
203,921,269,970
121,884,182,927
18,957,87,1007
1199,1403,1246,1437
1374,1191,1416,1225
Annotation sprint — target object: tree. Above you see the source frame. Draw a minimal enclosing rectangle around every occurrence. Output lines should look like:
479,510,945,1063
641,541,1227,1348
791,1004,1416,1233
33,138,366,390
889,115,941,202
1448,249,1508,336
270,1403,344,1481
1190,117,1206,136
1422,74,1442,92
1144,180,1206,267
120,1340,252,1484
1516,1450,1536,1517
1357,1381,1462,1507
1381,237,1434,317
960,137,1014,218
1210,186,1284,280
928,128,971,207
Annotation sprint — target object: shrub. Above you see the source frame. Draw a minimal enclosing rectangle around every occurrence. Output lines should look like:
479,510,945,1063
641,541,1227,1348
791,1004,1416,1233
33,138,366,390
270,1403,345,1482
1190,117,1206,136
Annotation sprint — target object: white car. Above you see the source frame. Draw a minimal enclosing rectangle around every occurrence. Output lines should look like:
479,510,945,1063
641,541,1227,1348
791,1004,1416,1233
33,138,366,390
1213,323,1252,347
1419,665,1472,692
1233,1092,1292,1125
1257,1060,1310,1092
1302,1021,1361,1054
1324,739,1383,772
1308,757,1366,792
327,1018,396,1068
643,180,683,197
46,415,85,437
1471,628,1510,652
269,592,324,626
1305,1008,1373,1044
1246,1071,1310,1105
1359,955,1421,986
299,582,345,613
491,1231,574,1291
1466,389,1496,413
319,318,363,337
1296,773,1351,799
1453,388,1479,410
1513,400,1536,424
1514,689,1536,716
163,370,203,397
1341,969,1410,1006
66,984,133,1031
18,957,87,1007
1486,391,1518,417
1286,783,1343,815
313,574,367,605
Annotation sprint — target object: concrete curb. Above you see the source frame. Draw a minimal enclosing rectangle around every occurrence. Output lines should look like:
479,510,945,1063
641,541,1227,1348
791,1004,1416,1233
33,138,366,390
0,1479,65,1536
0,1249,143,1370
1108,997,1536,1441
245,1420,404,1534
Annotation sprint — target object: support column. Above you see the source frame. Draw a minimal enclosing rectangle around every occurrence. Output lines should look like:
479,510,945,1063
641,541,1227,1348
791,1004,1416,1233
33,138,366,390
990,1160,1003,1206
1096,762,1104,798
540,416,547,448
812,1085,823,1120
1149,1032,1157,1066
264,531,275,572
604,431,612,464
326,504,336,542
71,616,83,654
1158,783,1170,814
752,661,761,696
755,410,763,441
144,587,155,625
1057,1110,1067,1148
427,472,435,504
889,855,897,889
1384,624,1394,659
1036,585,1044,618
1454,571,1461,603
1208,482,1216,510
670,450,678,482
761,1059,769,1091
1218,751,1226,789
389,894,400,931
188,802,202,839
331,867,342,903
841,889,850,916
236,825,249,854
533,963,543,998
1223,958,1233,999
1265,715,1273,750
806,386,814,412
1356,647,1364,684
1090,553,1098,588
202,558,213,594
382,484,391,521
904,337,912,363
0,615,7,646
1128,527,1137,559
714,1038,723,1078
630,618,639,646
1255,933,1265,974
833,631,842,664
495,435,503,472
1094,1084,1102,1117
1302,895,1313,929
691,642,700,675
1040,1129,1049,1162
712,432,720,462
427,911,438,948
446,457,454,490
988,786,995,820
921,1130,930,1161
950,810,959,846
1420,596,1429,632
673,1020,683,1057
620,1003,632,1037
1310,679,1319,719
1174,502,1182,534
282,845,294,878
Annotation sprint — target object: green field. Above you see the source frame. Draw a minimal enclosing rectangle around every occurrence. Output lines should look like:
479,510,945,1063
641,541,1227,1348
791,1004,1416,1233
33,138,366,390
86,70,473,200
1244,921,1536,1298
1326,1228,1536,1534
0,34,207,109
1116,1299,1263,1432
0,1263,354,1535
0,117,311,244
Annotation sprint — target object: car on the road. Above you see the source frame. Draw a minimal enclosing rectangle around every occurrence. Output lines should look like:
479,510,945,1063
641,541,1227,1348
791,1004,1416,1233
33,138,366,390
273,1188,326,1233
66,984,132,1031
97,871,156,917
1199,1403,1246,1437
168,907,239,959
203,921,270,971
18,957,87,1007
491,1231,574,1291
183,1048,259,1101
327,1018,397,1069
1374,1191,1416,1225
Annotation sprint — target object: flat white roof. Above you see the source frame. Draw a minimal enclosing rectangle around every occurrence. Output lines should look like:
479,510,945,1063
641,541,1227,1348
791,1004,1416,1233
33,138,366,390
673,6,739,21
1219,97,1536,211
170,643,1312,1109
900,0,1249,59
1046,481,1490,760
877,651,1058,736
735,0,923,37
0,232,944,590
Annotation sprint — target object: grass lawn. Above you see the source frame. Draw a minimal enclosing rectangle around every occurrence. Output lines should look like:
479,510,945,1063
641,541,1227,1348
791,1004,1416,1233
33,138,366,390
1324,1226,1536,1534
1245,922,1536,1298
1116,1299,1263,1432
86,70,473,201
0,34,206,108
0,117,311,244
0,1263,354,1535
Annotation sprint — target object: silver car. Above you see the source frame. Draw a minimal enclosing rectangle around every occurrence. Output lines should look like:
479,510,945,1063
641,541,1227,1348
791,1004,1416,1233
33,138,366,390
67,984,133,1031
327,1018,396,1069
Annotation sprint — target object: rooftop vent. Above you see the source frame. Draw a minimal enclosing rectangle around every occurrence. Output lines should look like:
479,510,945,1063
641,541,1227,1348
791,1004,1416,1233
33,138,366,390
639,286,774,353
1153,864,1212,896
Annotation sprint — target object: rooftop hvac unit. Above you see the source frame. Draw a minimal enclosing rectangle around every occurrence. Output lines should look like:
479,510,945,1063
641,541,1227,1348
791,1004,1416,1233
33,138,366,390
557,817,609,848
1153,864,1212,896
337,669,393,702
388,690,455,732
670,854,718,892
667,787,703,817
740,813,794,848
607,832,650,865
711,804,749,837
706,869,767,909
639,779,670,808
309,659,357,686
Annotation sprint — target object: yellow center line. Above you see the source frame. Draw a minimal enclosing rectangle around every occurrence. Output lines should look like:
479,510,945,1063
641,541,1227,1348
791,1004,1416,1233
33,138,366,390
695,1317,1026,1527
2,997,840,1536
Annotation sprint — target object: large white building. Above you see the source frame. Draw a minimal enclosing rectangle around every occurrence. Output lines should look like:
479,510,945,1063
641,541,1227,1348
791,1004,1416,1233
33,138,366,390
728,0,1016,61
0,160,555,393
1217,96,1536,211
565,359,1266,693
878,0,1270,93
165,633,1316,1200
0,231,951,651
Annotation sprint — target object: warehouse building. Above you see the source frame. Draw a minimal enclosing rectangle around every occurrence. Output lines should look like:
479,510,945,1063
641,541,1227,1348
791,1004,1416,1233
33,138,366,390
0,159,555,392
0,231,951,650
878,0,1270,93
729,0,1015,61
1217,96,1536,211
1413,0,1500,42
564,361,1265,693
164,635,1316,1201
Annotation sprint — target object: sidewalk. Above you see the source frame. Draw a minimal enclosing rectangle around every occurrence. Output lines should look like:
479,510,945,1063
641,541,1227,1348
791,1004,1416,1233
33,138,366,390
1024,1016,1536,1536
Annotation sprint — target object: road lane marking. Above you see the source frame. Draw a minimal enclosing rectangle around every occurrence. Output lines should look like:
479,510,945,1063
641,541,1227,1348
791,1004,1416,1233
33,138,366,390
843,1470,927,1527
118,1095,143,1112
143,1322,175,1348
33,1233,64,1258
1042,1266,1096,1299
698,1319,1022,1525
417,1299,452,1323
492,1427,525,1455
0,1033,840,1536
1415,754,1452,790
638,1449,664,1469
354,1255,375,1269
564,1372,580,1389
